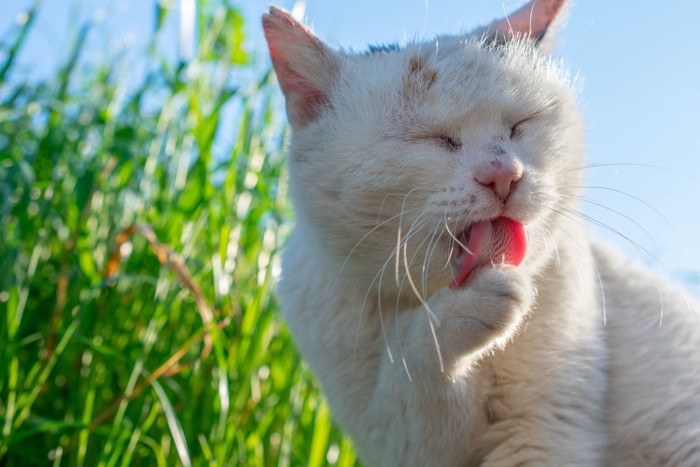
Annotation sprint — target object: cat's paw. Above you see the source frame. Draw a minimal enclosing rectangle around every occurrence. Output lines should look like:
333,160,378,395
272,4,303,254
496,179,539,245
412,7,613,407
433,266,533,358
468,266,532,331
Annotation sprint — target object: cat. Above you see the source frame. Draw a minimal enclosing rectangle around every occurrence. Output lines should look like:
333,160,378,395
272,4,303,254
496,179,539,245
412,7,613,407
263,1,700,465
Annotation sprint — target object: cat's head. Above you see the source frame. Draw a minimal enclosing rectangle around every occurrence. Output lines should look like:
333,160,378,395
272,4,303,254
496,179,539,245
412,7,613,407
264,0,584,301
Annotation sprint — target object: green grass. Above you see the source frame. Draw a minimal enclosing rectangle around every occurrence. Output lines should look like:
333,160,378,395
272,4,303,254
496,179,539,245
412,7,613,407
0,2,356,465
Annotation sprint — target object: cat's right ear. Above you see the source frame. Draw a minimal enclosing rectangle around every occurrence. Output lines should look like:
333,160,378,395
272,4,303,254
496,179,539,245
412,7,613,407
475,0,567,51
262,7,338,127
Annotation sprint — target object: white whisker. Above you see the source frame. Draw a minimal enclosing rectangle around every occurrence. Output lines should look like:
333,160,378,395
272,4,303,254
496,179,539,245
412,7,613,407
422,222,444,298
573,194,661,254
567,162,700,184
330,207,423,300
404,240,445,372
574,185,681,238
561,206,666,273
551,209,608,325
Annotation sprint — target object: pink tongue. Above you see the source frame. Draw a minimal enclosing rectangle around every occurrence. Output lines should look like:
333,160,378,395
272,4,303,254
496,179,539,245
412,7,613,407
449,217,527,289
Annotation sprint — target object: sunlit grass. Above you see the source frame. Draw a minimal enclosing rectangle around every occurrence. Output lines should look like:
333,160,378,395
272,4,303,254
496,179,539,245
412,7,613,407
0,2,356,465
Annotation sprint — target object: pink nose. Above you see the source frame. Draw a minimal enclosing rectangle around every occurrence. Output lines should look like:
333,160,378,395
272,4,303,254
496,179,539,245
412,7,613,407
474,159,524,202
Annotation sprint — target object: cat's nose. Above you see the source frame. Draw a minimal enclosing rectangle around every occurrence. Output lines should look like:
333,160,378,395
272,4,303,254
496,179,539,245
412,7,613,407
474,158,523,202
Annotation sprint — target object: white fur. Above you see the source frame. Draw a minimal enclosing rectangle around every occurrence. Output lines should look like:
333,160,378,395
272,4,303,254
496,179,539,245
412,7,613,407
269,7,700,466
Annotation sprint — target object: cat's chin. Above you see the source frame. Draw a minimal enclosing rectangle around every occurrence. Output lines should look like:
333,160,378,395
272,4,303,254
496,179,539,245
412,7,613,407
449,217,528,289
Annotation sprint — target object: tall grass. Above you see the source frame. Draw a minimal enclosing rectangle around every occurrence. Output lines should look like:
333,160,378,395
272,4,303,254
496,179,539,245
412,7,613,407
0,2,356,465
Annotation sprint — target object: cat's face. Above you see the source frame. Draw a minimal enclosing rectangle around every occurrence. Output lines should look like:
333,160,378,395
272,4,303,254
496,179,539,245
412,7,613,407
265,2,584,300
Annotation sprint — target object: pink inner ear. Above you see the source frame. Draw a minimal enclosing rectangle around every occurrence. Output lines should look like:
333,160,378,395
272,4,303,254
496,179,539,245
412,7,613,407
263,8,332,126
272,63,328,125
489,0,564,40
265,34,327,124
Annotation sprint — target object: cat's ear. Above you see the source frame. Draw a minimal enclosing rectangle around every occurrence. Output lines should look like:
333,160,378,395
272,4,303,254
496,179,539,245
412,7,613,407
476,0,567,51
262,7,339,127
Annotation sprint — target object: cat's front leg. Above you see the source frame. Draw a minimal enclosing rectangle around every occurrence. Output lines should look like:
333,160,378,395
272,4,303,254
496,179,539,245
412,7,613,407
365,266,534,466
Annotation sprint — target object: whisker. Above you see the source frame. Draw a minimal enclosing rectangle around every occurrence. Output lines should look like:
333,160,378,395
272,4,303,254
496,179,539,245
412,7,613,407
400,213,440,300
387,209,449,374
443,219,472,255
404,227,439,299
395,211,432,291
562,207,667,326
352,205,430,371
567,162,700,183
376,189,431,222
394,187,430,288
561,206,665,272
551,209,608,325
404,240,445,372
330,207,423,300
573,185,682,240
395,216,402,289
357,206,433,372
443,210,461,282
386,213,435,378
422,222,444,298
558,184,700,303
354,262,394,369
393,273,412,381
562,193,662,256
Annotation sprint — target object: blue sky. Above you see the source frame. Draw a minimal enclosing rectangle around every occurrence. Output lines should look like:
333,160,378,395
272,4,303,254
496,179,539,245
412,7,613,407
4,0,700,287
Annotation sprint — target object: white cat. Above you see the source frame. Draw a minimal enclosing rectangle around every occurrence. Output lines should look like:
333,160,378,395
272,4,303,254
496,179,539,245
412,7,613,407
263,1,700,465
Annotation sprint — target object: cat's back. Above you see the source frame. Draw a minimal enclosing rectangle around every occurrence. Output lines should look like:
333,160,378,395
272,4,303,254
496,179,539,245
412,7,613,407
593,242,700,465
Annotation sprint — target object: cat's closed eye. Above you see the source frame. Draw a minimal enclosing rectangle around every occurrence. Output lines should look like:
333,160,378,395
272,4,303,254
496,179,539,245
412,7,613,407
435,134,463,151
509,117,534,140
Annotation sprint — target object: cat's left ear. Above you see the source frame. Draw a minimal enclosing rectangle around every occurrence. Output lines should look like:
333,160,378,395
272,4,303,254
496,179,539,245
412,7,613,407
262,7,339,127
476,0,567,51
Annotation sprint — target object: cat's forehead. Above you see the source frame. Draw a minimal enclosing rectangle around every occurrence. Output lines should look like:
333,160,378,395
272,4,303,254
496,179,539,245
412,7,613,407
355,37,550,85
344,37,560,119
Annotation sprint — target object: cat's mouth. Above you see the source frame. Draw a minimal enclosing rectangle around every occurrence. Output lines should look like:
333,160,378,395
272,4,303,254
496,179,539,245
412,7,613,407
449,217,528,288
